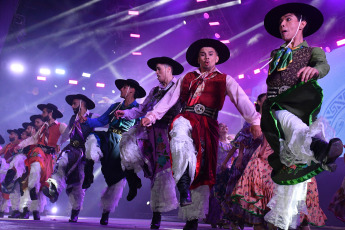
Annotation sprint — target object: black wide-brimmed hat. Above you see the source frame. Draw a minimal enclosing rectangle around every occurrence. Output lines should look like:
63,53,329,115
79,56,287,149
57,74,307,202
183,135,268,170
7,129,21,137
30,114,43,123
115,79,146,98
264,3,324,38
147,57,184,75
186,38,230,67
0,135,4,145
22,122,35,129
65,94,95,110
17,128,26,137
37,103,63,118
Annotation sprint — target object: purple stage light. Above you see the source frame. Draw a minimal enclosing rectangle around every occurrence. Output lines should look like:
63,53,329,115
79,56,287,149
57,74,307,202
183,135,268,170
37,76,46,81
130,33,140,38
197,0,207,2
55,69,65,75
209,21,220,26
336,38,345,46
238,74,244,79
82,72,91,78
325,47,331,53
96,83,105,88
215,33,220,39
10,63,24,73
69,80,78,85
254,69,260,74
132,52,142,55
203,13,209,19
128,10,139,15
39,68,51,75
220,40,230,44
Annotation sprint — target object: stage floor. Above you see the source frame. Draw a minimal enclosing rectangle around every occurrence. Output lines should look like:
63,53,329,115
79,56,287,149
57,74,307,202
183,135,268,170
0,216,343,229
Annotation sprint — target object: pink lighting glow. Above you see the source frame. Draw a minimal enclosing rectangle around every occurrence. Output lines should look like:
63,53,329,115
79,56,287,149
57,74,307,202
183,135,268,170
238,74,244,79
336,39,345,46
69,80,78,85
215,33,220,39
203,13,209,19
96,83,105,88
37,76,46,81
197,0,207,2
128,10,139,15
220,40,230,44
254,69,261,74
132,52,142,55
209,22,220,26
130,33,140,38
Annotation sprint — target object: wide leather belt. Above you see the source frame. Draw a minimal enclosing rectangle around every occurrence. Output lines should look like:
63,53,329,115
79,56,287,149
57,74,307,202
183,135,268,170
108,128,123,135
185,104,218,120
267,86,291,98
36,144,56,155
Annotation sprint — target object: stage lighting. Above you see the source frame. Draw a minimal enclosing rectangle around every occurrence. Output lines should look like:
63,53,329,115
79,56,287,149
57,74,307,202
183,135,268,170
215,33,220,39
96,83,105,88
220,40,230,44
183,20,187,25
82,87,86,91
209,22,220,26
130,33,140,38
336,38,345,46
254,69,260,74
146,201,150,205
82,72,91,78
55,69,65,75
203,13,209,19
238,74,244,79
51,206,58,214
325,47,331,53
39,68,51,75
10,63,24,73
37,76,46,81
112,90,115,94
128,10,139,15
69,80,78,85
54,85,58,88
132,52,142,55
197,0,207,2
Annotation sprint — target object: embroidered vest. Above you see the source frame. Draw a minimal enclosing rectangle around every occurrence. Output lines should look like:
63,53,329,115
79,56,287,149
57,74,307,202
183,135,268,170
68,113,94,143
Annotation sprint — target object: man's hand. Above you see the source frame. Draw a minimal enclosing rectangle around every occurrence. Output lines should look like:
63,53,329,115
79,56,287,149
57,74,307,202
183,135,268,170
115,110,125,119
141,117,152,127
235,157,242,169
297,67,319,82
250,125,262,139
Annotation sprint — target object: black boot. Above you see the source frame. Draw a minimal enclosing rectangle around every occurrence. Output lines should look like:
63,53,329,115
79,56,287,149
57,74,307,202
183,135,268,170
1,169,16,193
20,207,30,219
29,188,38,200
310,137,343,169
183,219,198,230
8,210,21,218
33,210,40,220
100,211,109,225
42,183,59,203
176,167,192,207
150,212,161,229
82,159,94,189
0,212,3,218
69,209,80,223
124,169,142,201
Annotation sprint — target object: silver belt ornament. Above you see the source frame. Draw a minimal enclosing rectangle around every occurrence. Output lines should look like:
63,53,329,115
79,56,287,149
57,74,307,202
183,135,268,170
194,104,206,114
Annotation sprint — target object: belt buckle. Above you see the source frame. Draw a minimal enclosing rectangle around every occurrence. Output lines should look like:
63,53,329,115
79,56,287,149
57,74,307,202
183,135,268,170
278,86,290,94
72,140,80,147
194,104,205,115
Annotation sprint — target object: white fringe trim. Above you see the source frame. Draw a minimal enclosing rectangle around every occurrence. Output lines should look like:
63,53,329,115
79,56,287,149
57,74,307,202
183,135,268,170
28,162,41,193
169,116,197,183
100,179,126,212
120,126,144,173
67,185,86,211
85,134,103,162
178,185,210,221
31,191,47,212
9,153,27,179
150,171,178,212
264,180,309,230
9,182,21,211
20,189,31,212
0,158,10,183
50,151,69,193
275,110,324,166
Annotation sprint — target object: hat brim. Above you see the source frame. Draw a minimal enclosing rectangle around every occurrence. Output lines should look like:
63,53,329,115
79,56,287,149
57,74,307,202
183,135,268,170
0,135,4,145
30,114,43,123
65,94,95,110
7,129,20,136
186,39,230,67
22,122,34,129
37,104,63,119
264,3,323,38
147,57,184,75
115,79,146,98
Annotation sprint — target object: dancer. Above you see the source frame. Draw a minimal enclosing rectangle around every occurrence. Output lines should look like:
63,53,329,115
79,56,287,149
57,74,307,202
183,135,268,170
141,38,261,230
43,94,96,222
117,57,183,229
261,3,342,229
81,79,146,225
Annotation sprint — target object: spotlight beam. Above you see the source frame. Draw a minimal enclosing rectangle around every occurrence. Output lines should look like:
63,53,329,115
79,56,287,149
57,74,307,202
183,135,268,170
96,22,185,74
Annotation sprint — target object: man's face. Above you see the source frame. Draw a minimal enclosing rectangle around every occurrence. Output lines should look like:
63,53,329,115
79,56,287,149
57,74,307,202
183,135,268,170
219,123,228,135
26,125,35,136
21,131,28,140
72,99,82,114
120,85,135,99
198,47,219,71
42,108,51,121
279,13,306,41
9,132,18,142
34,118,44,130
156,64,170,84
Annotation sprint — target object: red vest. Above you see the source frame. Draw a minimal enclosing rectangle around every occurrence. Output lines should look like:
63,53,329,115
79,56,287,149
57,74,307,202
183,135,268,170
180,72,227,110
37,122,61,147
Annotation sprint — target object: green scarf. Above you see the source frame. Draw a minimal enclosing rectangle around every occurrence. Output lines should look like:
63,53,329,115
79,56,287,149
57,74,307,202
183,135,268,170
269,46,302,75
